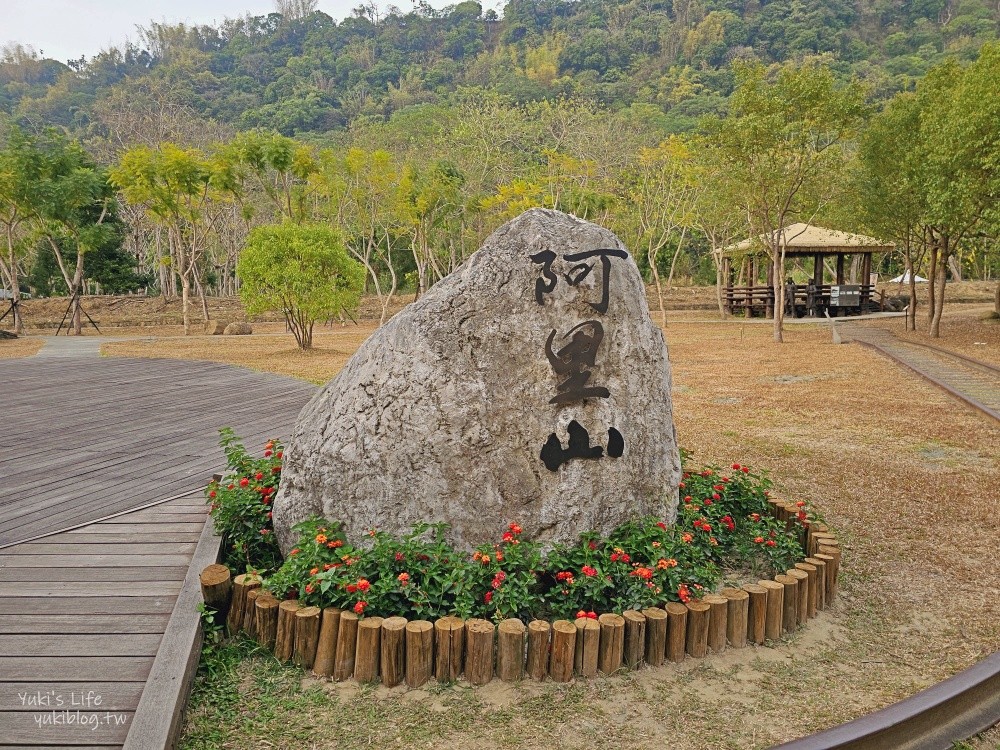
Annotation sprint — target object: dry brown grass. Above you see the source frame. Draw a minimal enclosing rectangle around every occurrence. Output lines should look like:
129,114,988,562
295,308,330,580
0,336,43,359
115,306,998,749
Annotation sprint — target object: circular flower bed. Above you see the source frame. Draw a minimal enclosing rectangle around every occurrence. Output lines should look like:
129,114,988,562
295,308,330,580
207,433,820,623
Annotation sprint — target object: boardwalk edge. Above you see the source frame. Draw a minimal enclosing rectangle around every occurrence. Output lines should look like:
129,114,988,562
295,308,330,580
123,512,220,750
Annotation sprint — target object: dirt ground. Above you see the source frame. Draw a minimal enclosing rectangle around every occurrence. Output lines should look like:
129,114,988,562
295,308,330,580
160,301,1000,749
0,336,44,358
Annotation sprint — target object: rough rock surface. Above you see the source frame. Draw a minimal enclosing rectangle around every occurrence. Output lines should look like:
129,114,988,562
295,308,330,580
205,320,227,335
223,322,252,335
273,208,680,551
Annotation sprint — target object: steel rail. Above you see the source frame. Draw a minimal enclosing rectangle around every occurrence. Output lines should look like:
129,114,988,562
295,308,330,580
853,339,1000,422
773,651,1000,749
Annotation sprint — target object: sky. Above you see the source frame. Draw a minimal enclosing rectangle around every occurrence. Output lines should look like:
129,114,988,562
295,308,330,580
5,0,462,65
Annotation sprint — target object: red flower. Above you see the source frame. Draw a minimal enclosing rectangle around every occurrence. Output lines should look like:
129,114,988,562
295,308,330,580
305,584,314,594
798,510,808,522
227,484,234,490
750,513,761,522
397,572,410,584
354,601,367,615
264,450,273,458
208,490,217,499
678,584,691,603
272,466,281,474
766,540,777,547
732,463,741,470
394,552,405,562
346,584,358,594
587,611,598,620
491,571,506,589
276,451,283,459
290,548,299,555
502,531,515,543
239,477,249,488
742,466,750,473
656,521,667,530
509,523,522,535
754,536,764,544
260,529,270,536
588,540,598,551
327,539,343,549
484,591,493,604
310,567,319,576
581,565,597,577
712,493,721,500
577,610,588,619
630,566,654,580
796,500,806,508
357,579,370,592
255,472,264,481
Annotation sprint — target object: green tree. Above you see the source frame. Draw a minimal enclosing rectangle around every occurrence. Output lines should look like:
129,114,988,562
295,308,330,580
237,223,364,349
111,143,219,334
703,60,868,341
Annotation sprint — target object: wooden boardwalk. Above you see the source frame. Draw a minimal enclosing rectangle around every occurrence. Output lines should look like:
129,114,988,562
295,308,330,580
0,356,316,547
0,353,317,747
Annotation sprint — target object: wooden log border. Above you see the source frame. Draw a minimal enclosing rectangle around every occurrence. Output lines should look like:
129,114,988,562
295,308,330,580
197,498,842,687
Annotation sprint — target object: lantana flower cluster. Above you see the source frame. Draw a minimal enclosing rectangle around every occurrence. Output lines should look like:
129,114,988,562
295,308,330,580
257,460,810,622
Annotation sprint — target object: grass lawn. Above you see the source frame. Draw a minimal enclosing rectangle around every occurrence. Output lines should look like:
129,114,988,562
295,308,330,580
97,303,1000,749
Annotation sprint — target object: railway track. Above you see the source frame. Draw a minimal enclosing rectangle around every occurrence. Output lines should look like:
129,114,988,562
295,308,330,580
845,327,1000,422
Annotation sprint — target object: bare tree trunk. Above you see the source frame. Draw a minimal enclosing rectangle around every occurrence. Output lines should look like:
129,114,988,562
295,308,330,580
947,254,963,282
772,253,784,343
995,281,999,316
194,273,210,321
649,243,667,327
927,240,938,326
713,250,726,318
930,241,948,339
3,227,24,334
905,249,917,332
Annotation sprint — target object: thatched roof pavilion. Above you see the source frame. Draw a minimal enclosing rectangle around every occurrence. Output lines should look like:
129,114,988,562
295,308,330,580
722,223,895,317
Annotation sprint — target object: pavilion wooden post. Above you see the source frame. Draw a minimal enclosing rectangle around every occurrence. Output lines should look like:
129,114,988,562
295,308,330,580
836,253,846,284
861,252,873,308
766,258,775,319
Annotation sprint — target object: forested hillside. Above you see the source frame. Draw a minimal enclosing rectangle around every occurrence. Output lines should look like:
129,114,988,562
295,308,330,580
2,0,998,136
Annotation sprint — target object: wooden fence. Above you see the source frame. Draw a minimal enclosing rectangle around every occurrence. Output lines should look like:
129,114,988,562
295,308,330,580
199,498,841,687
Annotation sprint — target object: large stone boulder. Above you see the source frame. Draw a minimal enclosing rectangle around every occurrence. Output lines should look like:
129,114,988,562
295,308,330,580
223,322,253,335
204,320,227,335
273,208,680,551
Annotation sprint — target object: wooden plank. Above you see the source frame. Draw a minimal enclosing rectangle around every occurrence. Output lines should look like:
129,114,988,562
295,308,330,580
0,710,133,744
0,615,170,635
25,533,204,544
0,555,195,568
0,567,189,583
7,544,198,556
0,598,175,615
0,657,153,682
66,523,205,534
0,681,145,712
0,583,183,597
0,635,162,657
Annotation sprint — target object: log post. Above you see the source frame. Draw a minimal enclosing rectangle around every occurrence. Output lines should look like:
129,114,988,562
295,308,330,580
744,584,767,645
354,616,383,683
704,595,728,654
312,607,341,678
598,613,625,674
549,620,576,683
759,580,784,641
795,562,819,618
786,569,809,625
274,599,300,662
642,608,667,667
243,588,263,639
574,617,600,677
623,610,646,669
685,601,710,658
226,573,261,636
434,616,465,683
293,606,321,670
775,574,798,633
405,621,434,688
526,620,550,680
464,619,495,686
497,619,525,682
199,564,231,619
381,617,407,688
815,553,837,605
818,544,840,599
805,557,827,610
254,595,280,651
720,588,748,649
333,611,359,681
665,602,688,663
